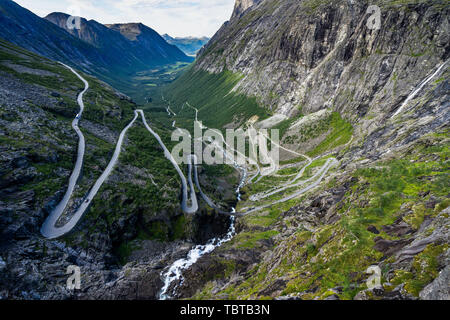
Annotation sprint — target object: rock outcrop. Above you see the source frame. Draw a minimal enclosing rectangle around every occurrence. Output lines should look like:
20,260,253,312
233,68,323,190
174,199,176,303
231,0,264,20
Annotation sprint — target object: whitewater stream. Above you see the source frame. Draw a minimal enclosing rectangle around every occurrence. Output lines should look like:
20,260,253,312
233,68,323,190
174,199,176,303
158,156,247,300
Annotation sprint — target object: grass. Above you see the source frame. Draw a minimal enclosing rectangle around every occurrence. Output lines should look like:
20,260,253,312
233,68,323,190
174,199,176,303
124,62,192,104
242,209,282,228
115,241,141,265
272,115,303,140
229,230,279,249
202,132,449,300
157,67,270,129
390,243,448,296
281,154,446,298
307,112,353,157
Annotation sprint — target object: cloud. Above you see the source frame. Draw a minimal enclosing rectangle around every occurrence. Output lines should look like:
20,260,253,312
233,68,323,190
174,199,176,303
14,0,235,37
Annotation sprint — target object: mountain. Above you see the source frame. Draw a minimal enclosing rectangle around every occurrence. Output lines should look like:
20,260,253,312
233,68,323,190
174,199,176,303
106,23,192,61
162,34,210,56
0,0,101,70
0,0,192,93
159,0,450,300
45,13,191,70
195,0,449,118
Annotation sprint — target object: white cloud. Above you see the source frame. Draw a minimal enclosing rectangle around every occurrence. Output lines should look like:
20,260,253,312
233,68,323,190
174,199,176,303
14,0,235,37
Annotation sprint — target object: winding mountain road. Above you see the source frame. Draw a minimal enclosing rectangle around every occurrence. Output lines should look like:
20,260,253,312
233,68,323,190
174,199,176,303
41,108,139,239
138,110,199,214
42,66,228,238
41,65,340,239
242,157,338,215
170,101,338,216
41,63,89,239
41,67,200,239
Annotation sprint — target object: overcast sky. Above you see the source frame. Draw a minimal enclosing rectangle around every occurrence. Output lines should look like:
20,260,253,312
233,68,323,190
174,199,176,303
14,0,235,37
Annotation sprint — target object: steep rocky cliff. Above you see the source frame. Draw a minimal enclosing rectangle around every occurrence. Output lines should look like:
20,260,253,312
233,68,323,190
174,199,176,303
197,0,448,119
231,0,264,20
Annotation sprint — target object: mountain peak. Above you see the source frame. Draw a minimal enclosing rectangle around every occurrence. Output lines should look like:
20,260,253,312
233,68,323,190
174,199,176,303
231,0,263,20
0,1,191,90
105,23,151,41
45,12,69,19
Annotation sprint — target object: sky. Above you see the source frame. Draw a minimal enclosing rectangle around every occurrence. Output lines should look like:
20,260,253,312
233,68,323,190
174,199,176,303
14,0,236,38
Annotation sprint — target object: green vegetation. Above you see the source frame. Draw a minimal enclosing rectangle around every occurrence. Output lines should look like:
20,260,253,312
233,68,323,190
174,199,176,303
272,115,302,140
159,67,270,129
391,243,448,296
121,125,180,179
242,209,282,228
124,62,191,105
284,112,353,156
279,155,308,166
378,0,448,7
301,0,337,13
0,39,190,264
308,113,353,156
198,132,449,300
116,241,141,265
282,142,448,299
202,164,235,177
228,230,279,249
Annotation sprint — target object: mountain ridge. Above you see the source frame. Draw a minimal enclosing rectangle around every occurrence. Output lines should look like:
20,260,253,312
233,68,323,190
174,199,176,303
45,13,191,70
0,0,193,94
162,34,210,56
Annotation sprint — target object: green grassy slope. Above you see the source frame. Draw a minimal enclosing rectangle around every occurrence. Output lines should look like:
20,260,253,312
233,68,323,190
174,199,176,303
158,67,270,129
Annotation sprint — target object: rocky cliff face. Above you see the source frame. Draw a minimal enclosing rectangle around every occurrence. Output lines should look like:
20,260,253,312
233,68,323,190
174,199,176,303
106,23,146,41
231,0,264,20
197,0,448,119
